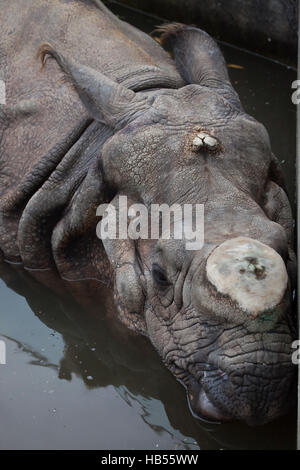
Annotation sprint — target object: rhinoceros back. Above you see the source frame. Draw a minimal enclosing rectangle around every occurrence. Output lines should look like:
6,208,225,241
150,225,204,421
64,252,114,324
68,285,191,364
0,0,183,263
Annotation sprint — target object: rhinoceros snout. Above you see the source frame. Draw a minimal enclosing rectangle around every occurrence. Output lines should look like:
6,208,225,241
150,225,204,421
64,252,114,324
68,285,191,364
206,237,288,316
187,361,295,425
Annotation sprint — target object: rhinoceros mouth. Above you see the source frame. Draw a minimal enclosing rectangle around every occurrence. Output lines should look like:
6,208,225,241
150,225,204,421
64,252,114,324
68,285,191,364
165,360,230,423
186,387,230,424
185,368,232,424
166,355,296,425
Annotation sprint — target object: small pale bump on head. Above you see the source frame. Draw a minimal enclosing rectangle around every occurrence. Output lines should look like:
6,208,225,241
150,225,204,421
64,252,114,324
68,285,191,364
192,136,204,151
192,132,219,152
202,135,218,148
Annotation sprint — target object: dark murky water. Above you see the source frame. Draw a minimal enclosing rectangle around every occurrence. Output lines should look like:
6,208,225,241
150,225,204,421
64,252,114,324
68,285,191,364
0,1,297,450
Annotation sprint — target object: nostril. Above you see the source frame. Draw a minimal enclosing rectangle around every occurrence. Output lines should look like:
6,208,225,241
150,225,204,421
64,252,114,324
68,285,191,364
203,368,228,380
216,368,228,379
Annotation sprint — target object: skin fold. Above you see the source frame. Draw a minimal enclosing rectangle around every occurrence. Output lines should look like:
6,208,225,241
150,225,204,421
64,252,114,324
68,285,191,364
0,0,297,424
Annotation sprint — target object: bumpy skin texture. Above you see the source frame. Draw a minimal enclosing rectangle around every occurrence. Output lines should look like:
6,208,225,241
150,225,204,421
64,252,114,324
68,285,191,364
0,1,297,424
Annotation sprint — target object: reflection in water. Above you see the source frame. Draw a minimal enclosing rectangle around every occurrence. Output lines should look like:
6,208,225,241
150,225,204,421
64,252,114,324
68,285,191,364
1,334,59,372
0,1,297,451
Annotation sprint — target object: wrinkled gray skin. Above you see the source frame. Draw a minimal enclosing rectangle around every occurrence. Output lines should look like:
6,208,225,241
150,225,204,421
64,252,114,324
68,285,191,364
0,0,297,425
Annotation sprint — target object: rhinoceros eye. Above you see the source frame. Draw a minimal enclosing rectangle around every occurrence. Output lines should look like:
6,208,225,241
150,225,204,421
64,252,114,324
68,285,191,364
152,264,170,288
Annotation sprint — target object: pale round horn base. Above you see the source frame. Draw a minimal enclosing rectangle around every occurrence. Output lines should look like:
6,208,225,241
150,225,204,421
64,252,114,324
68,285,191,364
206,237,288,315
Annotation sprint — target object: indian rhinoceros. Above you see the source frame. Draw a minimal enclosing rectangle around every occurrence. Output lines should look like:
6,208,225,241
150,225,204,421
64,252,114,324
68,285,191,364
0,0,297,425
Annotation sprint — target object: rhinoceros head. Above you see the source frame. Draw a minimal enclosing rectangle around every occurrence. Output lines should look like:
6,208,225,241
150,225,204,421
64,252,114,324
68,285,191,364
38,27,296,425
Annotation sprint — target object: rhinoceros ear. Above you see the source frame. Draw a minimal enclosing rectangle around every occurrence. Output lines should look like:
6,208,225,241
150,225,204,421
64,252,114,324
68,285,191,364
156,24,242,109
37,44,150,129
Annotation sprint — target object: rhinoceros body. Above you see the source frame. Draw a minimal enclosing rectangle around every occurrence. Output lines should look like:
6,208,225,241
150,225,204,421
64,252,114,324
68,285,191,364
0,0,296,424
